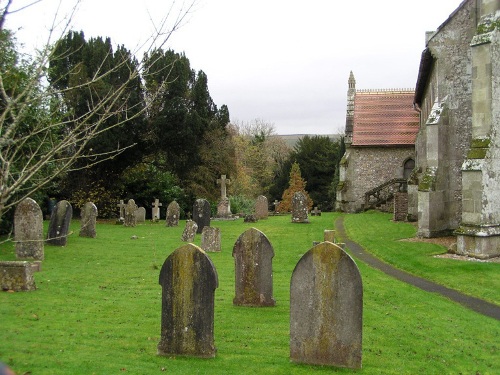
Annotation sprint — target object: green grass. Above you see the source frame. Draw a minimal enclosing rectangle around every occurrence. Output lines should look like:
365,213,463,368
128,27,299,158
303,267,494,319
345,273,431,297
0,212,499,374
343,210,500,305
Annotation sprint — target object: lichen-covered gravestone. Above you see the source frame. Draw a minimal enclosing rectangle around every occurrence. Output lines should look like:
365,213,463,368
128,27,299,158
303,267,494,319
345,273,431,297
254,195,268,220
291,191,309,223
181,220,198,242
290,242,363,369
124,199,138,227
14,198,44,260
79,202,98,238
232,227,275,307
157,243,218,358
166,201,180,227
193,198,211,234
46,200,73,246
201,227,221,252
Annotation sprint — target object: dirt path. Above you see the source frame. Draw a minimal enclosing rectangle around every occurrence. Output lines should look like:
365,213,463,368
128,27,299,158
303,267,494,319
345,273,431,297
334,217,500,321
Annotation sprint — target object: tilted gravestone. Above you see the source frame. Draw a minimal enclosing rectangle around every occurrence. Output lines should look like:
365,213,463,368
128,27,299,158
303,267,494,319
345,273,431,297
157,243,218,358
14,198,44,260
166,201,180,227
181,220,198,242
124,199,138,227
46,200,73,246
201,227,221,252
79,202,98,238
232,227,275,307
290,242,363,369
254,195,268,220
135,207,146,223
193,199,211,234
291,191,309,223
0,261,36,291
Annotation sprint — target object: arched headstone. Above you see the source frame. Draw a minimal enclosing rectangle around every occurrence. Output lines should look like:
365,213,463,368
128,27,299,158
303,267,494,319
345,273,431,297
79,202,97,238
193,199,211,234
166,201,180,227
232,227,275,307
46,200,73,246
290,242,362,368
157,243,218,358
15,198,44,260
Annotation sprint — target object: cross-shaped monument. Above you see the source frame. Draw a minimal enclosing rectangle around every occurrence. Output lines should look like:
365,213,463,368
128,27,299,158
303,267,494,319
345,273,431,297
152,198,163,220
217,175,231,200
117,199,126,219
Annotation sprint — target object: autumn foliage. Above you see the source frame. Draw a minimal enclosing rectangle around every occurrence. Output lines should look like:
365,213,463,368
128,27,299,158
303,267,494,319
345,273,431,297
278,162,313,212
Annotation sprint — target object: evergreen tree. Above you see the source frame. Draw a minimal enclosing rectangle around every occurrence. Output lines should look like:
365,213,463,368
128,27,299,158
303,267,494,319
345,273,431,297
279,162,313,212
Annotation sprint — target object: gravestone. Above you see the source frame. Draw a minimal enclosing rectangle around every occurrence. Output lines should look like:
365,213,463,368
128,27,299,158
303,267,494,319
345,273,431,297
216,175,231,218
117,199,126,220
290,242,362,369
324,230,336,243
181,220,198,242
273,200,280,213
135,207,146,223
166,201,180,227
157,243,218,358
201,227,221,252
291,191,309,223
311,206,322,216
14,198,44,260
193,199,211,234
254,195,268,220
151,198,163,221
0,261,36,291
79,202,97,238
232,227,275,307
46,200,73,246
124,199,138,227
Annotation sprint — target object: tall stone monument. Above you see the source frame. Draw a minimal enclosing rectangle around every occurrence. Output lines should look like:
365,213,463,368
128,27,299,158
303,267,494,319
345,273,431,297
216,174,231,218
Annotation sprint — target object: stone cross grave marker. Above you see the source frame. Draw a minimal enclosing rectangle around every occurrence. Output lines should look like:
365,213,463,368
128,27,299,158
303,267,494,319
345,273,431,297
181,220,198,242
46,200,73,246
311,206,322,216
201,227,221,252
216,175,231,218
79,202,98,238
135,207,146,223
166,201,180,227
254,195,268,220
117,199,125,219
232,227,276,307
217,174,230,200
14,198,44,260
290,241,363,369
124,199,138,227
151,198,163,220
157,243,218,358
291,191,309,223
193,198,211,234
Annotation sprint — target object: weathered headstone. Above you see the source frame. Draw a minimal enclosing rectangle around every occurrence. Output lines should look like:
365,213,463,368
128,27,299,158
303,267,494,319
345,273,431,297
0,261,36,291
151,198,163,221
46,200,73,246
79,202,98,238
232,227,275,307
290,242,362,369
181,220,198,242
124,199,138,227
201,227,221,252
166,201,180,227
135,207,146,223
291,191,309,223
273,200,280,213
193,199,211,234
157,243,218,358
14,198,44,260
254,195,268,220
216,175,231,218
117,199,126,220
324,230,336,243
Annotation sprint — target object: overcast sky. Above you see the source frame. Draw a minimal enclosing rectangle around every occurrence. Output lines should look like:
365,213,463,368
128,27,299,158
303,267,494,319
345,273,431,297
5,0,461,135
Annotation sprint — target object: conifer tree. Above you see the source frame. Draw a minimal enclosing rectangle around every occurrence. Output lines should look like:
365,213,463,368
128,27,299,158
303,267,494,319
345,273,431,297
279,162,313,212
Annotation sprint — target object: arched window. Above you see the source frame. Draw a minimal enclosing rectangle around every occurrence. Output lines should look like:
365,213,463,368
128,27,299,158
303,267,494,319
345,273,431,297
403,158,415,179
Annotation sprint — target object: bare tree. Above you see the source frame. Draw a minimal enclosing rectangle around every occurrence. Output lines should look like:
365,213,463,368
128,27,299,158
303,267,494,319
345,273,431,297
0,0,197,220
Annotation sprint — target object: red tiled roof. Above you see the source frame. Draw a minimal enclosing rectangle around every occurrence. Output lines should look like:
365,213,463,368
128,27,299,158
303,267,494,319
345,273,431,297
352,89,420,146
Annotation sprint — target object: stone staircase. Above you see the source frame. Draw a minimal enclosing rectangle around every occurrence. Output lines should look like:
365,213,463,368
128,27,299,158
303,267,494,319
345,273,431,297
364,179,407,212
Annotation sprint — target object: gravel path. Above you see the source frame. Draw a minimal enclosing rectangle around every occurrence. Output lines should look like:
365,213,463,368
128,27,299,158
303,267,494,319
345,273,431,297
335,217,500,321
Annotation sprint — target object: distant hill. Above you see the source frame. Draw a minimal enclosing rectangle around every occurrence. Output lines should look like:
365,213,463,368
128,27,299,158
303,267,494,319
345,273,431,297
274,134,343,148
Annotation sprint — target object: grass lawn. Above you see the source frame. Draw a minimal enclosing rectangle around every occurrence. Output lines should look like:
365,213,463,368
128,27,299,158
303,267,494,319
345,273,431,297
1,212,499,374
